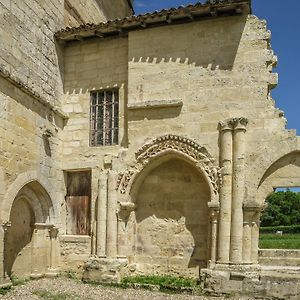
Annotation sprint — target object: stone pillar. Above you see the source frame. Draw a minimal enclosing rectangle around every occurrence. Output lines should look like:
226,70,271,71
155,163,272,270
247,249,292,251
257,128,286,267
1,222,11,285
230,117,248,264
97,172,108,257
106,171,118,258
251,212,261,264
47,226,59,276
217,120,233,263
209,206,219,266
242,210,253,264
117,202,135,258
31,225,43,278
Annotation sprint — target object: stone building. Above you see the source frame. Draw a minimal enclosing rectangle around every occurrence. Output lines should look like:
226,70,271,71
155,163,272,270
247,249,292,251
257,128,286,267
0,0,299,298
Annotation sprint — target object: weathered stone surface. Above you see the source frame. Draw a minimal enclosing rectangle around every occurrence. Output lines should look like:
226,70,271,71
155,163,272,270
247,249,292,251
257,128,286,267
1,1,300,299
83,258,128,283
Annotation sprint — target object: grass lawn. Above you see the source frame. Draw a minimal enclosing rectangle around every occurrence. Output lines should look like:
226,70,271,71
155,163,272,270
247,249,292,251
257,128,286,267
259,233,300,249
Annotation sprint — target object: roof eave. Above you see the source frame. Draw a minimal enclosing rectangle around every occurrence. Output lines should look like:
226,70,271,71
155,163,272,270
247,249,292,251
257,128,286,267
55,0,251,43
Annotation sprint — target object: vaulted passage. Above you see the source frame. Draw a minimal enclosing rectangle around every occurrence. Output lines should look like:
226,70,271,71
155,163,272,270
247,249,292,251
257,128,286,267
134,158,210,278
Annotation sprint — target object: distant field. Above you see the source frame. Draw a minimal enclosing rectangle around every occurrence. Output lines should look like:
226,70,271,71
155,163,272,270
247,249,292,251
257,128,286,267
259,233,300,249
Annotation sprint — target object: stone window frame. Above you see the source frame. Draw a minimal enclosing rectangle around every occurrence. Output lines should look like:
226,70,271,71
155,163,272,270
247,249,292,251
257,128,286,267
90,88,120,147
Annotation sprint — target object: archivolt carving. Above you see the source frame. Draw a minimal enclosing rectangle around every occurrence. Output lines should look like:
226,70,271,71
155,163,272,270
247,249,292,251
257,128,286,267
116,135,221,198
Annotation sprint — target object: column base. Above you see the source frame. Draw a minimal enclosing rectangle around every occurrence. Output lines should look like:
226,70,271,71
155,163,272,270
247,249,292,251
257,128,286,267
0,277,12,289
45,268,60,278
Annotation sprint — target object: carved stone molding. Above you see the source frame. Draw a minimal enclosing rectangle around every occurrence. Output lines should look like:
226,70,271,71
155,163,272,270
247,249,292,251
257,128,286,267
116,134,221,200
2,221,11,232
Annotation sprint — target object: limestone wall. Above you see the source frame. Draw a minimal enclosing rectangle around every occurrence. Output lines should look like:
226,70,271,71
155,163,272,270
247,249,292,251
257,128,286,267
127,16,281,161
60,13,298,276
65,0,132,27
61,37,128,166
133,159,210,278
0,77,62,191
0,0,64,106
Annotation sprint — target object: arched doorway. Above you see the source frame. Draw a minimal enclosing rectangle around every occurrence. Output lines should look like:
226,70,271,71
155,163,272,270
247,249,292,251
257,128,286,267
132,157,211,278
4,181,57,279
254,151,300,266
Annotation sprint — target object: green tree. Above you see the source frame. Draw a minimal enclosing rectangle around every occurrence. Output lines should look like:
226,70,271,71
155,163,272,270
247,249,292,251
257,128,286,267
261,191,300,227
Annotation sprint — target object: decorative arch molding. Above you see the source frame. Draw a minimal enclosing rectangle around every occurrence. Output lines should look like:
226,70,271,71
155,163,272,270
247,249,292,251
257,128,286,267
1,170,58,224
116,134,221,202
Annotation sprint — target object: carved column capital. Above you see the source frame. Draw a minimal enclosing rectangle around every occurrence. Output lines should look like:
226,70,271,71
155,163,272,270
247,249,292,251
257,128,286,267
117,201,135,222
219,117,248,132
49,226,59,239
2,221,11,232
218,119,232,132
232,117,248,131
208,202,219,222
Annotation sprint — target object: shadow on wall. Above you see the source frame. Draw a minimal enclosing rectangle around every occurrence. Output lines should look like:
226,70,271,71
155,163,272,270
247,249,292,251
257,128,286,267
134,158,210,275
0,76,65,131
128,106,182,121
4,198,34,277
128,15,248,70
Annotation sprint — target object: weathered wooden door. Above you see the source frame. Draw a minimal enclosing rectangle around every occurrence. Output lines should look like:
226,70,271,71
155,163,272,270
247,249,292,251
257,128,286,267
66,171,91,235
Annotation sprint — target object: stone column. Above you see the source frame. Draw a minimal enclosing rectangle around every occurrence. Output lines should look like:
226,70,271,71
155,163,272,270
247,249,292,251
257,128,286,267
97,172,108,257
242,210,253,264
47,226,59,276
217,120,233,263
31,225,42,278
209,206,219,266
117,202,135,258
230,117,248,264
106,171,118,258
1,222,11,284
251,212,261,264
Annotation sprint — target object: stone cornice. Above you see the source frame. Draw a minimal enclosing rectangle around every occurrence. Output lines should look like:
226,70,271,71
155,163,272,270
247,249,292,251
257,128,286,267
0,65,68,120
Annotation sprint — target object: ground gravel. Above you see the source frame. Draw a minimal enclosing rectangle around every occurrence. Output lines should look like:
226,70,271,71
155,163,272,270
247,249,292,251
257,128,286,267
0,278,260,300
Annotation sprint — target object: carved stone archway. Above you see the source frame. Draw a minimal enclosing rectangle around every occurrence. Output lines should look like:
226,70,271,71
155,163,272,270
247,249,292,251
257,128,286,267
115,135,221,275
116,134,221,203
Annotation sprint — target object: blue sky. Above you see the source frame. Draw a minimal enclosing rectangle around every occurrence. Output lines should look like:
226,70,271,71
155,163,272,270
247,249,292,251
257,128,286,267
134,1,300,133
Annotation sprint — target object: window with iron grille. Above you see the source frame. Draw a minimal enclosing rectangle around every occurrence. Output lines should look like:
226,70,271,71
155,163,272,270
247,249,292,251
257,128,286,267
90,90,119,146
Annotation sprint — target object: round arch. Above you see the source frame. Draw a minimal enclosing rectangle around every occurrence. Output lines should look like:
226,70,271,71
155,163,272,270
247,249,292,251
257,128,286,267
257,150,300,204
1,171,58,224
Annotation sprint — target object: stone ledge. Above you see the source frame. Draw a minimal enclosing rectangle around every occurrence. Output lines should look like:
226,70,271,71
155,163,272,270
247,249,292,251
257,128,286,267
127,99,183,110
200,267,300,299
60,235,91,243
0,64,68,120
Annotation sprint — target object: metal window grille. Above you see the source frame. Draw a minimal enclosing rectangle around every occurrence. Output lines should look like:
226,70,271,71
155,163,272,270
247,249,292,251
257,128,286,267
90,90,119,146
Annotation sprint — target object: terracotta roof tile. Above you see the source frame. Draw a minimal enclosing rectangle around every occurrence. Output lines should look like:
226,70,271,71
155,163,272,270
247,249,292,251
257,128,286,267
55,0,251,42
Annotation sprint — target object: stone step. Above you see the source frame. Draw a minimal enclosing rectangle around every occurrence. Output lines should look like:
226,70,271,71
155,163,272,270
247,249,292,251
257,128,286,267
259,256,300,267
259,249,300,258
